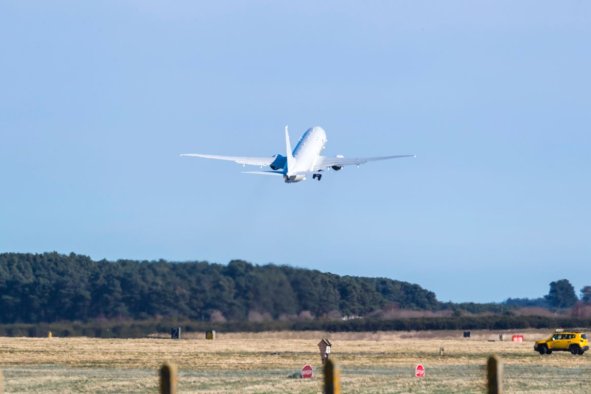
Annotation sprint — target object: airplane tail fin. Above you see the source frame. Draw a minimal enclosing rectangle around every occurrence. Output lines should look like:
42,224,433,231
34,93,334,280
285,125,295,175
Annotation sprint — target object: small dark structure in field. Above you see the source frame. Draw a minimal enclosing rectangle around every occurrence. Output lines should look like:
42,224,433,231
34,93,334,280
318,338,332,364
171,327,181,340
205,330,216,340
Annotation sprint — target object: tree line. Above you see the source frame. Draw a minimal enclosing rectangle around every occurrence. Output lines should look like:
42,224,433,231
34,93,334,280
1,253,588,328
504,279,588,309
0,252,439,324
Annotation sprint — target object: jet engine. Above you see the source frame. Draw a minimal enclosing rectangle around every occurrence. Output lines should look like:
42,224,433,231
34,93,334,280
332,154,344,170
270,154,286,170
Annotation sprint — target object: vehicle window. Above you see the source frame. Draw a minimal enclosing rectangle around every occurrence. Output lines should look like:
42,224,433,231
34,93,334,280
552,334,559,340
583,334,588,339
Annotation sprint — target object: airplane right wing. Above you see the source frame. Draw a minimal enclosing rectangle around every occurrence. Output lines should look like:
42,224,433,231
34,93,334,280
314,154,415,170
180,153,276,167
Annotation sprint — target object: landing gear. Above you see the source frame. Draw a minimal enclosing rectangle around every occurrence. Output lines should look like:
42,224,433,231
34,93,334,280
312,173,323,181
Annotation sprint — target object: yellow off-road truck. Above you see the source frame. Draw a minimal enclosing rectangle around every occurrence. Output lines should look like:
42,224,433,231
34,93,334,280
534,331,589,355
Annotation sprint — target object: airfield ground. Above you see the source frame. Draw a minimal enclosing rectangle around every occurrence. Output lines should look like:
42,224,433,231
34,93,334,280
0,330,589,393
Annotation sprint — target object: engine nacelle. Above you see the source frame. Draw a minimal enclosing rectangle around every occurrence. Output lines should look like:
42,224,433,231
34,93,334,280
332,155,344,171
270,154,286,170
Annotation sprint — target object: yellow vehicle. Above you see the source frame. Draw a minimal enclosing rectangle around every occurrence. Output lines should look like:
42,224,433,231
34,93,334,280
534,331,589,355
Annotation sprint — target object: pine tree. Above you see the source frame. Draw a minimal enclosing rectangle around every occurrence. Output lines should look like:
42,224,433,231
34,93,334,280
545,279,578,308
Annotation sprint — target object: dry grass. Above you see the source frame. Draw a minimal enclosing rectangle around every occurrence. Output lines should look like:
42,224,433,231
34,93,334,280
0,330,590,393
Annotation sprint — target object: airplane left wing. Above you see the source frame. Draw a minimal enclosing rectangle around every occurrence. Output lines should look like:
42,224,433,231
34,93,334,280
180,153,276,167
314,154,415,170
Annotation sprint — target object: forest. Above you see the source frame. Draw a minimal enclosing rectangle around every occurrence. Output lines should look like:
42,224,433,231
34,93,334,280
1,252,589,336
0,252,439,324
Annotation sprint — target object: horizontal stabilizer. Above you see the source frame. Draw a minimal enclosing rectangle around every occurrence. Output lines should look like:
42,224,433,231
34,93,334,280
242,170,284,176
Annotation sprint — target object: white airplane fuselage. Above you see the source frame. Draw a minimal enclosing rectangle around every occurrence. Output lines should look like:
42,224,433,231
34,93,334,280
181,125,413,183
285,126,328,183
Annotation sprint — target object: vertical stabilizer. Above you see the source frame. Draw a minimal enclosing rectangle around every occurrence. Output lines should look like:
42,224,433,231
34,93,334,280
285,125,295,175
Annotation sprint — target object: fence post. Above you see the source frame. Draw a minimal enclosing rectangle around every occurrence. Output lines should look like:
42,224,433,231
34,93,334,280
323,358,340,394
160,362,177,394
487,355,502,394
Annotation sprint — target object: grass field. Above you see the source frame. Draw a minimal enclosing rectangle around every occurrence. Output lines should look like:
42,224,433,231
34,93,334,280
0,330,590,393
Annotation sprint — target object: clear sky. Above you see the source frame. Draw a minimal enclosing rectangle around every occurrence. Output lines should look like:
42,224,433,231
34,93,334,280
1,1,590,303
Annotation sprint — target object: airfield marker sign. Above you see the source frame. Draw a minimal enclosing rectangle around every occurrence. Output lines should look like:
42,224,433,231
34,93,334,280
301,364,313,379
511,335,524,342
415,364,425,378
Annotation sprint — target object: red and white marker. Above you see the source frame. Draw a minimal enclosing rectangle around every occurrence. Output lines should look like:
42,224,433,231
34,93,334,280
415,363,425,378
301,364,313,379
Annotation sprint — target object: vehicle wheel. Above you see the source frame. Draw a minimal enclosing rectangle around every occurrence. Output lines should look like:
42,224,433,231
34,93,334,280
538,346,547,355
578,349,585,355
570,345,580,355
546,350,552,354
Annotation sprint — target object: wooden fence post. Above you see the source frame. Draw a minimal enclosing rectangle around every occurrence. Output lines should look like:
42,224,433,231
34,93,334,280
160,362,177,394
487,355,503,394
323,358,340,394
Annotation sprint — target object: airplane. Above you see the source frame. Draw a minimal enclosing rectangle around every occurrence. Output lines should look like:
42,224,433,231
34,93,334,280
180,126,414,183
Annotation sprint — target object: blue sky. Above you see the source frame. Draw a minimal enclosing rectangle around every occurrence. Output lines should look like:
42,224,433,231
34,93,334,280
1,1,590,302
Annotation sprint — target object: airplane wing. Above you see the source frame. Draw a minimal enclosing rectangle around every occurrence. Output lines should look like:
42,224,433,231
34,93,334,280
314,154,415,170
180,153,276,167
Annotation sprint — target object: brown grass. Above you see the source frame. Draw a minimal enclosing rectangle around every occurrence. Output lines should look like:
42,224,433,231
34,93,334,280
0,330,589,393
